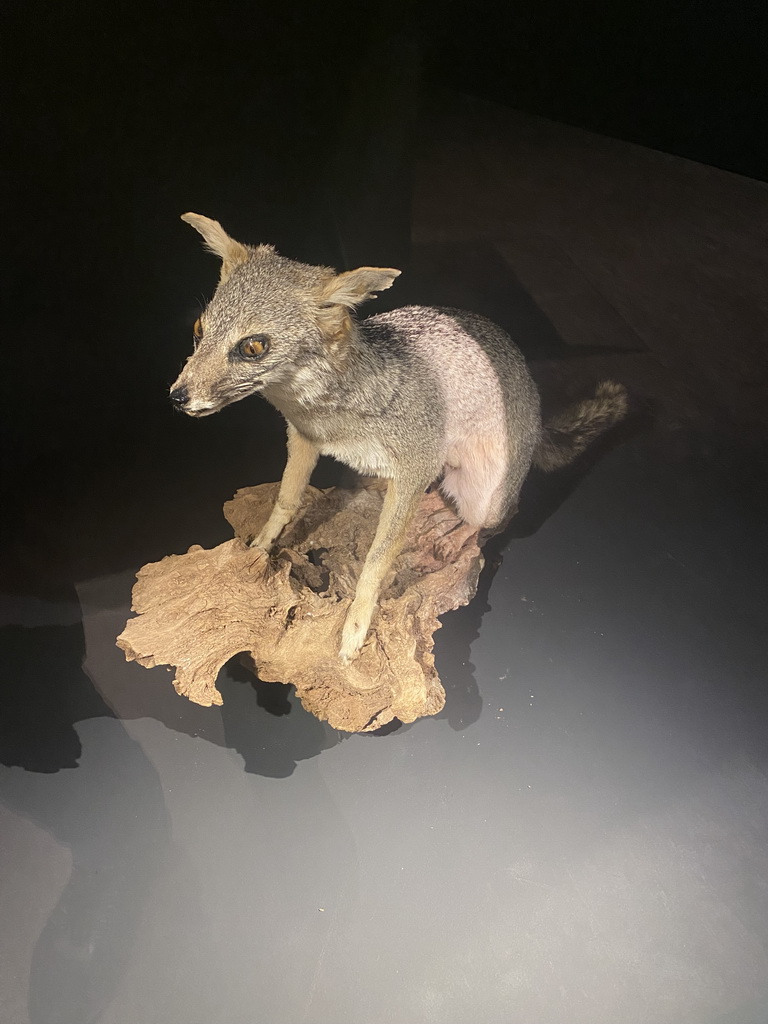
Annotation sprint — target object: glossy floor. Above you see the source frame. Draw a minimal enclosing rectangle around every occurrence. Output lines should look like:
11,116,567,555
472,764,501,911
2,95,767,1024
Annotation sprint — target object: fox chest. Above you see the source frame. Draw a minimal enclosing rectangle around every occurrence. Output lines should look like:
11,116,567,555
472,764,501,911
280,402,400,477
318,436,397,478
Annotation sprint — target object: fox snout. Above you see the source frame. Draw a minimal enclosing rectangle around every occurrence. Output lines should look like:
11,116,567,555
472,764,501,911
168,375,222,417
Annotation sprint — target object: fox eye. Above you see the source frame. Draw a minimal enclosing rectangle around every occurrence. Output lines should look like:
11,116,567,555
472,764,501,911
193,318,204,343
238,335,270,359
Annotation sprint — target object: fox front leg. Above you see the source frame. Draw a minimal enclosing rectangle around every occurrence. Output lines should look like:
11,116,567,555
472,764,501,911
340,477,424,664
251,425,319,550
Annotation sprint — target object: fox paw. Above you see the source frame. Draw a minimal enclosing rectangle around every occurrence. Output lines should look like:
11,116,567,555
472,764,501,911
249,526,277,550
339,604,373,664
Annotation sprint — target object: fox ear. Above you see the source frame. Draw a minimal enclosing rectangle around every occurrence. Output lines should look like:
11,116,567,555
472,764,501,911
318,267,401,309
314,268,400,363
180,212,249,281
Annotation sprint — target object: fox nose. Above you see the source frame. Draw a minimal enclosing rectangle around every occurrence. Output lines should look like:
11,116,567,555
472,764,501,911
169,385,188,409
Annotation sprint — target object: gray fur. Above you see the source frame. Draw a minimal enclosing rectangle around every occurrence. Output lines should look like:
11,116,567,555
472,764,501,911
171,213,627,659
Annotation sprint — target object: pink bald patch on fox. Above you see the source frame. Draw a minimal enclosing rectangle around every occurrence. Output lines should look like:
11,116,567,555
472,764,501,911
408,312,510,528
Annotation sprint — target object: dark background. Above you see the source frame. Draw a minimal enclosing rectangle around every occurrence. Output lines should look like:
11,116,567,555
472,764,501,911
4,0,766,498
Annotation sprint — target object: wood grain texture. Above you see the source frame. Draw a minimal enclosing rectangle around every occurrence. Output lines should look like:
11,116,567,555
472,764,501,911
117,481,484,732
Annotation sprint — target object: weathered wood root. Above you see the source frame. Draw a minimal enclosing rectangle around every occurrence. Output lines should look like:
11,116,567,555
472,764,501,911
117,481,484,733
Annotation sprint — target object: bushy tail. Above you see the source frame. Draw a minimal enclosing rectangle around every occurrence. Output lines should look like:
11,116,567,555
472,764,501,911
533,380,628,471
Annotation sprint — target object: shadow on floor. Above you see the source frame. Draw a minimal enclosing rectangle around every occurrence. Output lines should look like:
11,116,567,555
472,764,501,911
1,522,176,1024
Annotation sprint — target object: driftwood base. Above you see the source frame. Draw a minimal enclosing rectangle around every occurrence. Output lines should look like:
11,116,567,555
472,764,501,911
117,481,484,732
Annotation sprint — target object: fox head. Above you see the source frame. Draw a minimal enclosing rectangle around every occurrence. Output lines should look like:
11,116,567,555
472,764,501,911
170,213,400,416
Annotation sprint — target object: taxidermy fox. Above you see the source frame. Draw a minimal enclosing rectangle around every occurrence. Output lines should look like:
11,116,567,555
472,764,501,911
171,213,627,662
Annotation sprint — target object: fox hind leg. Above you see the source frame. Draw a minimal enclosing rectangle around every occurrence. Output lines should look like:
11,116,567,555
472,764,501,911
439,433,533,535
439,432,509,530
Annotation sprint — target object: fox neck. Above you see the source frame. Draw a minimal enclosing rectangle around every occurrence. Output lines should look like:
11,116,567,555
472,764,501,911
263,320,401,423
